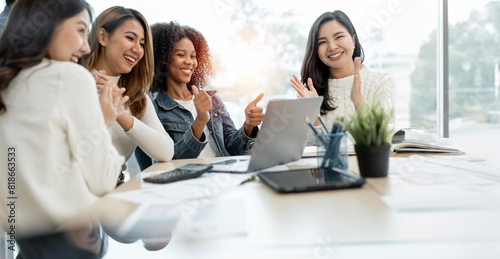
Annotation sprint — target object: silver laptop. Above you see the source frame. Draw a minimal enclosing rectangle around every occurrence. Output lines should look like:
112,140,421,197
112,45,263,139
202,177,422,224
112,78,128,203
210,97,323,173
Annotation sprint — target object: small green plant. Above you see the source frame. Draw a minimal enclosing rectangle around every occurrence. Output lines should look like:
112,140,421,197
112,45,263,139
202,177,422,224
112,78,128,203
343,104,392,146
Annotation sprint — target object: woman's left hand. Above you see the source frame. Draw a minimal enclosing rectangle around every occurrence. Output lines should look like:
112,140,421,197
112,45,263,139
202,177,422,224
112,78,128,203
350,57,366,110
244,93,264,136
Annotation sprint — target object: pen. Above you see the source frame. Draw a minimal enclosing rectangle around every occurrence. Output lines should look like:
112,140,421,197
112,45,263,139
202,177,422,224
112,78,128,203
304,116,328,146
304,116,319,134
317,116,329,133
239,174,258,185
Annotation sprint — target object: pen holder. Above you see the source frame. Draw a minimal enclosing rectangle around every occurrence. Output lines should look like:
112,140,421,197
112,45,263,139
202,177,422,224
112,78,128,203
315,132,349,170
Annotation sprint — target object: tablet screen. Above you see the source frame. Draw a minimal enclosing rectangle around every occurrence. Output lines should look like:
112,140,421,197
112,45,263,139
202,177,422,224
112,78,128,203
258,168,365,193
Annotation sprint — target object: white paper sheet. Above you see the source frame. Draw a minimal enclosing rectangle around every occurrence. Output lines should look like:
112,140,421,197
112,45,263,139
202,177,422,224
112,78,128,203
111,172,250,205
115,203,179,239
381,155,500,211
175,199,247,241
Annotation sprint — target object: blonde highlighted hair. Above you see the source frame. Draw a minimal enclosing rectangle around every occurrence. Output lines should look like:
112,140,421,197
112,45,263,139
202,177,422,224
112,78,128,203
81,6,153,118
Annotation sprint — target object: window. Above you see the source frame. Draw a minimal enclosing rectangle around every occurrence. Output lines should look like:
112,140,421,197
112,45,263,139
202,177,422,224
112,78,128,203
7,0,491,139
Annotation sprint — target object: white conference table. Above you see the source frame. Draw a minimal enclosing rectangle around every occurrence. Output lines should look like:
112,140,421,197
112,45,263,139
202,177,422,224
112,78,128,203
77,151,500,259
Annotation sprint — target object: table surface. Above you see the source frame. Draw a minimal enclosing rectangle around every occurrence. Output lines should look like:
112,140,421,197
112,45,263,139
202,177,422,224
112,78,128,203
54,150,500,259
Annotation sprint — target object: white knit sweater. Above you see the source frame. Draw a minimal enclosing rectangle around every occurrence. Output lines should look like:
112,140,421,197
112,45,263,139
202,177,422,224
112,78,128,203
308,65,396,145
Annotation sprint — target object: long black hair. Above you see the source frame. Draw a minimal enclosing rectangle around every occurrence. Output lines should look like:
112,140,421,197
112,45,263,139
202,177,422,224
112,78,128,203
301,10,364,114
149,21,214,93
0,0,92,114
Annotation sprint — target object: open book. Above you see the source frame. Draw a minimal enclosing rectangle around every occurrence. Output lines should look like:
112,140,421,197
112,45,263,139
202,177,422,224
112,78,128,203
391,142,464,154
391,129,464,154
303,129,464,156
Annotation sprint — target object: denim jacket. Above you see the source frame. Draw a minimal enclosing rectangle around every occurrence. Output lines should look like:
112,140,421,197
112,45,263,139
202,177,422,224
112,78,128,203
151,90,257,161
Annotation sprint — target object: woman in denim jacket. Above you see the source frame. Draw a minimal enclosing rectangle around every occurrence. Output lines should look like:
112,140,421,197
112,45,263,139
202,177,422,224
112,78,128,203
135,22,264,169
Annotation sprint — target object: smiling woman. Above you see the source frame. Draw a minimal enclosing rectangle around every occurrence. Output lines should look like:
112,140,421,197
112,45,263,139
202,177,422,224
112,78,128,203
0,0,125,238
47,11,91,63
290,10,396,145
80,6,175,174
133,21,264,170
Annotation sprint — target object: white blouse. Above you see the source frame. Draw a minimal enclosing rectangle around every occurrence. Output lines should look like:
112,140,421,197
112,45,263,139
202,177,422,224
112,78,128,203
105,74,174,163
0,59,124,237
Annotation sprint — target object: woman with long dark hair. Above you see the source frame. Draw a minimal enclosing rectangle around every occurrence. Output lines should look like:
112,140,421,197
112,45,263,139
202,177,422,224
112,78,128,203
291,10,395,133
0,0,126,238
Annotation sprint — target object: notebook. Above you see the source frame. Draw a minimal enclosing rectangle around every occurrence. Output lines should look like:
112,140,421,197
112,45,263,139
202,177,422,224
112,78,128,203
210,97,324,173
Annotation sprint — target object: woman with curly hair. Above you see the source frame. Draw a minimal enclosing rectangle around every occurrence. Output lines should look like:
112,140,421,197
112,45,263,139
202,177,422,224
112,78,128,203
80,6,174,174
136,21,264,168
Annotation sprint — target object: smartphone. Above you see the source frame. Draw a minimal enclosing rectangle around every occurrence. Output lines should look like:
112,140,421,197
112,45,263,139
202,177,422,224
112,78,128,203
143,164,213,184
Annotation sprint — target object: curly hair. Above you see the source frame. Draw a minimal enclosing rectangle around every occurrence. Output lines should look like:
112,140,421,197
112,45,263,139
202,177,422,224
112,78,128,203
149,21,214,93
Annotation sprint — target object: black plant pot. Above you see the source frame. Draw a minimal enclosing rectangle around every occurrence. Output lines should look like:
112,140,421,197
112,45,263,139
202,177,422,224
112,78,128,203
354,144,391,178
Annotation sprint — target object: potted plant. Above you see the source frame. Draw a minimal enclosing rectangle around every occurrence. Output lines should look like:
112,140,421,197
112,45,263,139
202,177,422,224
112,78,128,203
344,104,393,177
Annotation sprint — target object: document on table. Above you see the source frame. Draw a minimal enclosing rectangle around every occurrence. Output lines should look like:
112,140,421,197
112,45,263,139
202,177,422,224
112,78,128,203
110,172,250,205
114,203,179,240
380,155,500,211
175,199,247,240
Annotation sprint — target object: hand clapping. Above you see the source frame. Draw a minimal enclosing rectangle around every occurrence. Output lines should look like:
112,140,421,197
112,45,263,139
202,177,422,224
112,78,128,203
350,57,365,110
94,70,130,132
290,75,318,98
99,84,128,134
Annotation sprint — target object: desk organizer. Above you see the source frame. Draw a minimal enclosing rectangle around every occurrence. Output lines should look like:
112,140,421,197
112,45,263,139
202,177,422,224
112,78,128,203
315,132,349,170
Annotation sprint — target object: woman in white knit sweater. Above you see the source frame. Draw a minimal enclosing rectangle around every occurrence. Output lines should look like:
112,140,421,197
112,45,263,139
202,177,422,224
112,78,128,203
81,7,174,172
0,0,126,237
291,10,395,136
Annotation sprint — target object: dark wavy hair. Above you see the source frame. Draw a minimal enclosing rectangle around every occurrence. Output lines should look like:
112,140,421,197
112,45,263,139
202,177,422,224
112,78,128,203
0,0,92,114
6,0,16,6
149,21,214,93
301,10,364,114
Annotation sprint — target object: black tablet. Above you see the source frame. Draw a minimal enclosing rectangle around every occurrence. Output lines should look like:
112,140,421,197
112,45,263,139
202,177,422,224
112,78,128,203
258,168,365,193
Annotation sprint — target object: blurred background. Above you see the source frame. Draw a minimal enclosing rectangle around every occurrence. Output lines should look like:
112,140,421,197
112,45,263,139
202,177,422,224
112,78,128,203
3,0,499,166
72,0,500,134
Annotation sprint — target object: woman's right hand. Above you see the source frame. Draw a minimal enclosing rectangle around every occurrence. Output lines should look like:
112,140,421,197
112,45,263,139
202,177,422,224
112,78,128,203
99,84,128,135
191,85,212,140
290,75,318,98
94,70,133,131
291,75,322,126
94,70,117,95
